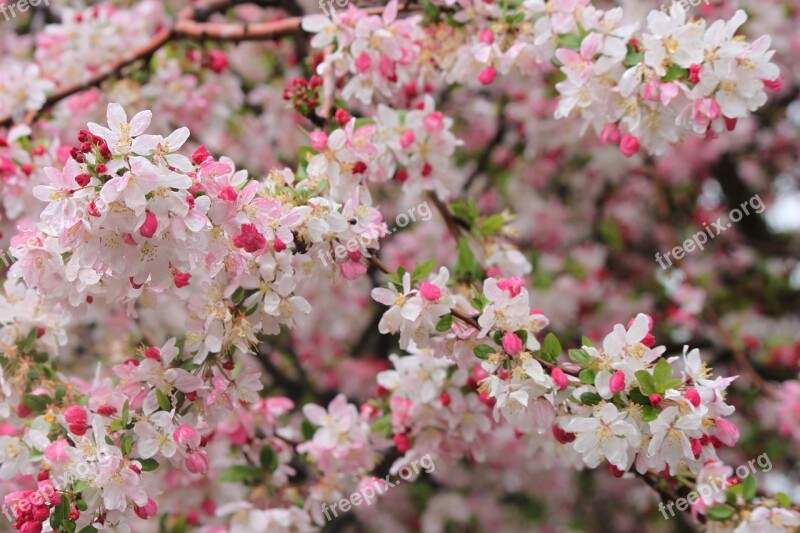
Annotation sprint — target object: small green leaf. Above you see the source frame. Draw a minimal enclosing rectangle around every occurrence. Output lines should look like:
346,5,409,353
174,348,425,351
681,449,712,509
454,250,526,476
543,333,562,360
412,259,436,281
579,392,602,406
301,419,316,441
706,504,735,521
138,458,160,472
473,345,495,360
624,51,644,67
218,465,264,484
19,328,38,352
259,444,279,472
776,492,792,508
23,394,50,414
742,475,757,502
76,500,88,512
568,348,593,366
629,387,650,405
436,314,453,332
662,64,688,82
231,287,245,305
641,405,659,422
635,370,656,395
579,368,597,385
121,400,130,426
121,434,133,455
479,214,505,236
371,414,392,438
653,359,673,391
581,336,593,347
155,390,171,411
557,33,582,50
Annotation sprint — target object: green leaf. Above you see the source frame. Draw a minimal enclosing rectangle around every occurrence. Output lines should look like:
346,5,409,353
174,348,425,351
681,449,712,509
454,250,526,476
50,493,69,531
139,458,160,472
121,400,130,426
635,370,656,395
581,336,593,347
385,272,402,286
473,345,495,360
776,492,792,508
706,504,735,521
641,405,659,422
557,33,582,50
23,394,50,414
624,51,644,67
579,368,597,385
449,199,480,227
259,444,279,472
371,414,392,438
78,527,98,533
568,348,593,366
155,389,171,411
301,419,316,441
231,287,245,305
218,465,264,484
435,314,453,332
543,333,562,360
479,214,505,236
662,64,688,82
742,475,757,502
579,392,602,406
629,387,650,406
653,359,673,391
76,500,88,512
18,328,38,352
412,259,436,281
121,434,133,455
454,237,483,282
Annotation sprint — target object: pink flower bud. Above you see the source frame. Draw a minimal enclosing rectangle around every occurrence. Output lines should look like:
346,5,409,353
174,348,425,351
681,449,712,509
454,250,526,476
439,391,451,406
423,112,445,134
478,65,497,85
143,347,161,361
232,224,267,253
309,131,328,152
689,64,702,83
609,370,626,393
600,123,621,145
173,270,191,288
619,134,640,157
393,433,411,453
185,450,209,474
685,387,701,407
551,424,576,444
138,212,158,238
649,393,663,407
191,145,211,165
174,425,201,449
479,29,494,44
206,50,228,73
551,367,569,390
502,332,524,356
64,406,87,426
334,109,351,126
419,282,441,301
763,74,784,92
355,52,372,73
134,498,158,519
714,418,739,447
399,130,416,149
